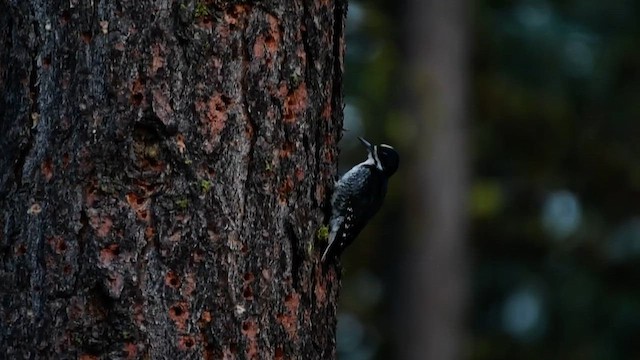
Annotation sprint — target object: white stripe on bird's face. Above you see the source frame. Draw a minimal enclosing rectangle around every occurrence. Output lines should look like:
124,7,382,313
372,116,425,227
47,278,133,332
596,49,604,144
372,145,383,171
364,145,383,171
362,145,383,171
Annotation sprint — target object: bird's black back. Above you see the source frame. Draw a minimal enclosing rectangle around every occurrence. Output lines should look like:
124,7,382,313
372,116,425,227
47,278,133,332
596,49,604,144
324,163,388,260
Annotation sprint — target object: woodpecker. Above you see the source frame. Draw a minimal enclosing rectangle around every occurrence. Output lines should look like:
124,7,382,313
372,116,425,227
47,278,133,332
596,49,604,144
321,137,399,262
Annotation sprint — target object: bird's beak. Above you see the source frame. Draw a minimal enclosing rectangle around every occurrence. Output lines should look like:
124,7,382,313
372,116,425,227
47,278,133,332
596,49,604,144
358,137,374,153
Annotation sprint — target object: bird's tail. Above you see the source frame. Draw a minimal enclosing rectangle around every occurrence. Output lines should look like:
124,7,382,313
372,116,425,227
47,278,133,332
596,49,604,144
321,232,336,262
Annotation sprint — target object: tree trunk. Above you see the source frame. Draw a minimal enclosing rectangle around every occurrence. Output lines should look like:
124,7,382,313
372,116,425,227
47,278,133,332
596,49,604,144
401,0,470,359
0,1,346,358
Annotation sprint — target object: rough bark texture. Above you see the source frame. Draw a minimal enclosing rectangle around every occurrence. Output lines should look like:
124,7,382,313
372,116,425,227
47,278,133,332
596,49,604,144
401,0,469,360
0,0,346,358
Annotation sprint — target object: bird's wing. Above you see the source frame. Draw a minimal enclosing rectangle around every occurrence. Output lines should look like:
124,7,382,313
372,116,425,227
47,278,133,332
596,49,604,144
322,165,385,261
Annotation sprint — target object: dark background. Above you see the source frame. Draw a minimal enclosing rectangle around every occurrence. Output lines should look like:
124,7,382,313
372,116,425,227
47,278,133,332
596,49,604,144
337,0,640,359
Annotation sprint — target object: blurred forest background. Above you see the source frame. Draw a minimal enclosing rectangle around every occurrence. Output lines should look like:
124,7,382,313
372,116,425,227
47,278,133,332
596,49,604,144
336,0,640,359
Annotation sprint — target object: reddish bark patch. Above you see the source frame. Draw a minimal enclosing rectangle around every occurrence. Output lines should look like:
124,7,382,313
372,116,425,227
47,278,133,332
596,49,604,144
296,44,306,63
48,236,67,255
133,302,145,326
85,183,98,207
169,302,189,331
322,100,332,120
131,92,144,106
204,165,216,178
323,134,335,147
201,310,212,324
123,342,137,360
176,134,186,154
165,271,180,289
266,14,280,47
277,292,300,340
261,268,272,281
42,55,51,69
99,244,120,266
243,272,255,282
204,343,216,360
322,146,334,164
295,167,304,182
243,285,253,301
283,84,308,123
253,36,266,59
274,346,284,359
79,355,98,360
125,193,151,222
245,119,254,139
80,31,92,44
151,43,166,75
152,88,173,124
131,76,145,92
285,293,300,314
196,94,228,142
241,320,259,358
15,244,27,256
130,77,145,106
278,176,294,204
178,336,196,350
279,141,294,158
91,215,113,238
224,4,249,26
138,210,149,221
144,226,155,240
253,15,280,62
183,272,196,296
314,266,327,306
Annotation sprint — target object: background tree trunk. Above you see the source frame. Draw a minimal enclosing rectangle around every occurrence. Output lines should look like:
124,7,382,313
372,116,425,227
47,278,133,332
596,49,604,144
0,0,346,358
401,0,470,359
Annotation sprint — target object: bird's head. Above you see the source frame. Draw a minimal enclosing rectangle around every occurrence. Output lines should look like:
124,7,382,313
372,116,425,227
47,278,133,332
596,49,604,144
359,137,399,177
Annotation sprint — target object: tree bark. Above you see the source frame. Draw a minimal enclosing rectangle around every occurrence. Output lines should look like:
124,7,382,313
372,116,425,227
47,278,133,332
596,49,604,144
0,0,346,358
401,0,470,359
